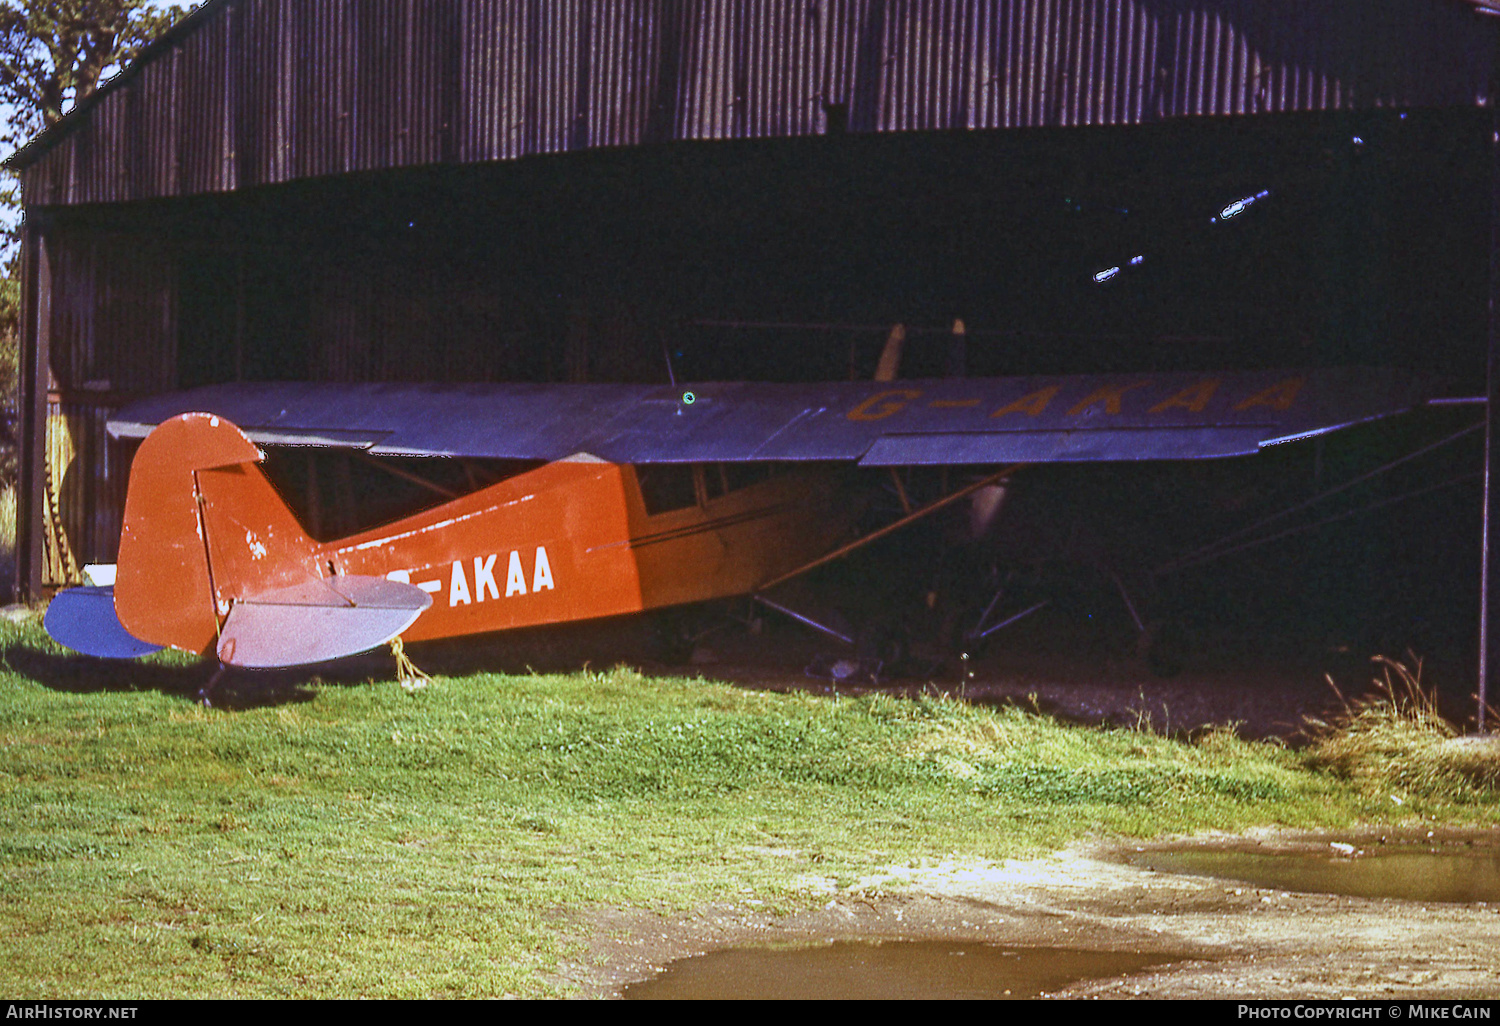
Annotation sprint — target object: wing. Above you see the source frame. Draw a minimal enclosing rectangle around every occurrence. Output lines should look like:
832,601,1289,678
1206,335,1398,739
108,368,1431,465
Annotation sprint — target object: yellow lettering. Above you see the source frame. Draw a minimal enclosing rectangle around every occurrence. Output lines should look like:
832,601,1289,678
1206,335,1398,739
990,386,1060,419
1067,380,1152,417
1148,378,1221,415
1234,377,1305,413
847,389,922,422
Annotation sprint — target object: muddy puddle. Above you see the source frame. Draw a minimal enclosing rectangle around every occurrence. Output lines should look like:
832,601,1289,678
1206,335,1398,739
622,941,1185,1000
1128,839,1500,904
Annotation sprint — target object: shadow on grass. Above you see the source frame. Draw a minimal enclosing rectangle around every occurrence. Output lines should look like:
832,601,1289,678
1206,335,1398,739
0,611,681,711
0,641,324,709
337,611,712,683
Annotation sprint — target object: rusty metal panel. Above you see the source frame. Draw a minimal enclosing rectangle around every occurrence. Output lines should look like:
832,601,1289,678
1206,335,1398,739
11,0,1494,207
177,8,234,195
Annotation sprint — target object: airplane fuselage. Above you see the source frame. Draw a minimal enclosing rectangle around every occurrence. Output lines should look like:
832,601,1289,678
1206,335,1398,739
318,458,850,642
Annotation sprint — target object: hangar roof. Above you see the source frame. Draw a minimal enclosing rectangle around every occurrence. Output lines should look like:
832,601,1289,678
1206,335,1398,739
8,0,1496,207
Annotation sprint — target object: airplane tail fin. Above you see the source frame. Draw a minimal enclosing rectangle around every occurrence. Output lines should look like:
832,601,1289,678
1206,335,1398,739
112,413,278,656
79,412,429,667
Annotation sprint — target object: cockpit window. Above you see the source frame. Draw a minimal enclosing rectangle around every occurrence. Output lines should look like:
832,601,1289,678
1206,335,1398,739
638,464,699,515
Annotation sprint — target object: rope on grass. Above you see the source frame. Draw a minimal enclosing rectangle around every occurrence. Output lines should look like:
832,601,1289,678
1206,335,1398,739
390,636,431,692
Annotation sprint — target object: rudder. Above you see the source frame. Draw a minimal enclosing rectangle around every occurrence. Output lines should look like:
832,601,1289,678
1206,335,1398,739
115,413,319,655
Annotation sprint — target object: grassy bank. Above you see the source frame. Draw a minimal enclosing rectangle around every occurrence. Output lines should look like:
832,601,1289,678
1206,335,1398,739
0,617,1495,998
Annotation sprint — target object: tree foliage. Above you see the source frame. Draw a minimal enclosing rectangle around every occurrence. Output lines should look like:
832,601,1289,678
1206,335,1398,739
0,1,191,152
0,1,193,263
0,3,194,486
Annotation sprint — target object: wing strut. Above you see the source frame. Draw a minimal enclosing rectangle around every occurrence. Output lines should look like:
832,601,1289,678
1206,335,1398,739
1155,420,1483,577
754,464,1024,593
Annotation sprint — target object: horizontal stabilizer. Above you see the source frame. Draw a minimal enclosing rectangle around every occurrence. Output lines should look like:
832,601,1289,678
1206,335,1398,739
45,587,165,659
216,576,432,669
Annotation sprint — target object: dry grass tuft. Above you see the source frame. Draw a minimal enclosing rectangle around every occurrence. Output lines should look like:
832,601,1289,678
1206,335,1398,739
1305,655,1500,798
0,487,14,552
905,716,1013,761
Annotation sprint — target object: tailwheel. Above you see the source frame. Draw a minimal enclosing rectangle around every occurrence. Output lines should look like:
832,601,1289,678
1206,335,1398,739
198,663,229,708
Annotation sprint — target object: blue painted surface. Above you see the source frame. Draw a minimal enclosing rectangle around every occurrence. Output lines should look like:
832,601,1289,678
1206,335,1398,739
109,368,1430,466
44,587,165,660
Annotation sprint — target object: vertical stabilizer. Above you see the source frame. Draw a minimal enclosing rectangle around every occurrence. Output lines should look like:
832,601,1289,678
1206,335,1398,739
112,412,431,667
115,413,314,654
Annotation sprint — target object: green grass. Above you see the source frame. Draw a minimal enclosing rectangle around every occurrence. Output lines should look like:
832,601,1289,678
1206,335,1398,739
0,618,1495,998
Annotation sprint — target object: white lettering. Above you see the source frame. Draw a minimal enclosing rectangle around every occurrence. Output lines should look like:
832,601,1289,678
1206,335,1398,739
449,561,471,606
533,547,554,592
473,554,499,601
506,551,527,597
385,570,410,584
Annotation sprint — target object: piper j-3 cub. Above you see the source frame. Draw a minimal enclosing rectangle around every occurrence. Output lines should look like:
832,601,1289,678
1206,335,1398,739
44,368,1428,697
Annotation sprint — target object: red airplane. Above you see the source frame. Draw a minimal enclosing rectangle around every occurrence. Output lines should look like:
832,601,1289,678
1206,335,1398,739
44,367,1429,684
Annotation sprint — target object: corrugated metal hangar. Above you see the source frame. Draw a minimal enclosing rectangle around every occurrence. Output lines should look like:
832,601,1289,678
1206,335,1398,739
8,0,1500,707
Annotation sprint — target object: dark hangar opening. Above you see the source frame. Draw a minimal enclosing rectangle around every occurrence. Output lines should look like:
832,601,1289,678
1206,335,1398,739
41,108,1490,683
48,107,1487,395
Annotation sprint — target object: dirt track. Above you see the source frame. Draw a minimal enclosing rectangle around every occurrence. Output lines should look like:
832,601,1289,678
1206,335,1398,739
564,830,1500,999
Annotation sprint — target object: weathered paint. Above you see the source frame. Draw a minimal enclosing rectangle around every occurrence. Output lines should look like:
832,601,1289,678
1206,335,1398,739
323,458,645,643
14,1,1493,590
114,413,264,654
